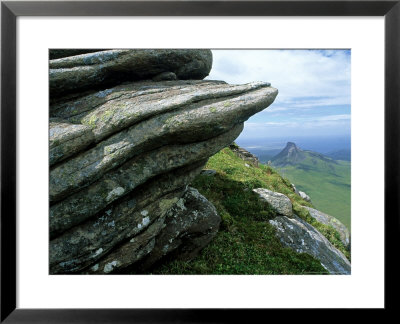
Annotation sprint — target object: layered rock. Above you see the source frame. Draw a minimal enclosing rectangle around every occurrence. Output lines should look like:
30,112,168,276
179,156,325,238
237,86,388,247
304,207,350,249
49,49,278,274
129,187,220,273
229,144,260,167
253,187,351,274
50,49,213,98
269,215,351,274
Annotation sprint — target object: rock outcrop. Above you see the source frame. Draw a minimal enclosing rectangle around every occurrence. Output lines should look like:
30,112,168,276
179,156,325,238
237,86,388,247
229,144,260,167
50,49,213,99
269,215,351,274
49,49,278,274
299,191,312,203
253,187,351,274
253,188,293,217
304,207,350,249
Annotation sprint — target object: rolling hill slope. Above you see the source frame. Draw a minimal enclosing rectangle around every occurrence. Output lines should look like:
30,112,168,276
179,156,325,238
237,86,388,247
271,143,351,229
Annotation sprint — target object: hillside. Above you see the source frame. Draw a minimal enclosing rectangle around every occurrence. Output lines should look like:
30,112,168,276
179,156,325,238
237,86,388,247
144,145,350,275
271,143,351,229
326,149,351,161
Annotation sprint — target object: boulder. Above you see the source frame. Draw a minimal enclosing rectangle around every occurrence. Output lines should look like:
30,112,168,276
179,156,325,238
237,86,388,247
269,215,351,274
49,49,213,98
49,49,279,274
304,207,350,249
299,191,311,202
139,187,220,270
49,126,242,236
253,188,293,217
50,163,205,274
49,81,277,201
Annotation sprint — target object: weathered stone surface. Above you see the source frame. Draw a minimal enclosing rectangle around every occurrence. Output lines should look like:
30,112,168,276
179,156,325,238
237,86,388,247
49,119,95,165
229,144,260,167
152,71,177,81
304,207,350,249
299,191,311,202
269,215,351,274
253,188,293,217
49,49,213,97
50,163,205,274
136,187,220,272
49,125,242,237
86,217,165,274
49,49,280,274
49,49,105,60
49,82,277,202
50,80,276,155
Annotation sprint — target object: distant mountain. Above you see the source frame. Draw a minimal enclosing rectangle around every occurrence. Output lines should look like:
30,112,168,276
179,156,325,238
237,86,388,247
270,142,351,229
326,149,351,161
271,142,337,168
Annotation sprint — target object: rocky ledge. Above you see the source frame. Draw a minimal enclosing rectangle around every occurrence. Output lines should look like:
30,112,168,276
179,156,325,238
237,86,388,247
253,186,351,274
49,49,278,274
269,216,351,274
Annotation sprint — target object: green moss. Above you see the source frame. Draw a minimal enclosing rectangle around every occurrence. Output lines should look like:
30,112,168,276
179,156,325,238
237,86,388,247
209,106,217,113
223,102,232,107
164,116,183,128
84,114,98,129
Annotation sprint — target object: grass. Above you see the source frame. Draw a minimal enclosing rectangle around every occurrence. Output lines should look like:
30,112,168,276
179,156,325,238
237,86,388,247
149,147,343,275
276,157,351,230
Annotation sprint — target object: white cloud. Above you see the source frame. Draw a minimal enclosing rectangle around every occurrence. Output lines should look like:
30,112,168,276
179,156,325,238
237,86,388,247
207,50,351,107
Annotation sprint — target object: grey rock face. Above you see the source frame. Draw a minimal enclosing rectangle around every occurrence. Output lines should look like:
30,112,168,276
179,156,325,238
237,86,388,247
299,191,311,202
50,163,204,274
229,144,260,167
49,49,279,274
137,187,220,271
49,49,213,98
49,119,95,165
49,49,105,60
49,126,242,237
304,207,350,249
152,71,177,81
253,188,293,217
49,81,277,201
269,215,351,274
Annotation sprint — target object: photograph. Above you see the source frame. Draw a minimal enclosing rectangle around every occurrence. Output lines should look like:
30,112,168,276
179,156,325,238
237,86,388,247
49,49,351,275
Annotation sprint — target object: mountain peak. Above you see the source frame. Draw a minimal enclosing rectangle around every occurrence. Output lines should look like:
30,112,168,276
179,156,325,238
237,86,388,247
271,142,305,166
285,142,299,150
283,142,302,155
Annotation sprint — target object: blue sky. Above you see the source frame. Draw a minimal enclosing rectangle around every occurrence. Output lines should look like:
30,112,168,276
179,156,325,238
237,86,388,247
206,50,351,140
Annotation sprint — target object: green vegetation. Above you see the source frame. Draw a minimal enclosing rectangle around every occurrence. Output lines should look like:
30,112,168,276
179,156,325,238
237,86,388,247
150,147,340,275
276,155,351,230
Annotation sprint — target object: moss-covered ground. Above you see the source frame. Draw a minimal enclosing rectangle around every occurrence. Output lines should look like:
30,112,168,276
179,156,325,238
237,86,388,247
150,146,350,274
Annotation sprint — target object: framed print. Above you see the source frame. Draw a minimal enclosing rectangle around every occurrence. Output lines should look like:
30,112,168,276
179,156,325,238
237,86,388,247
1,0,399,322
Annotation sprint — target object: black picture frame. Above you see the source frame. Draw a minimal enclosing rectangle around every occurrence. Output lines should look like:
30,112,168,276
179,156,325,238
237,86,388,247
1,0,398,322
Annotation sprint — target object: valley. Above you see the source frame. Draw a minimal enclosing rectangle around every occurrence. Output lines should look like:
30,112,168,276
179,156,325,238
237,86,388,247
244,142,351,230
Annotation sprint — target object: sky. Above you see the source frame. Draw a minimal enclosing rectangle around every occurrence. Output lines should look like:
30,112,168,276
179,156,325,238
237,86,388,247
206,50,351,142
